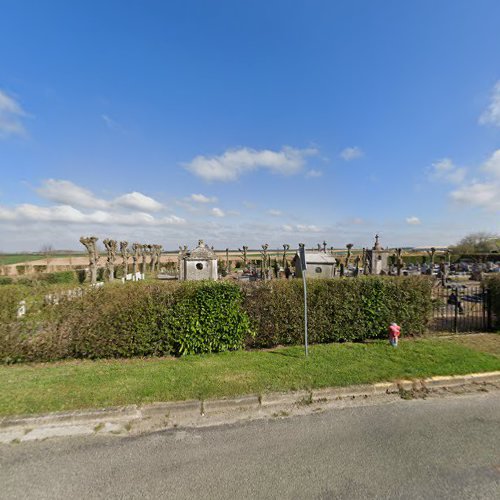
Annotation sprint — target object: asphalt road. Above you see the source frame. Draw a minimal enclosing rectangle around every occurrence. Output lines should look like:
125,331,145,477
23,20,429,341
1,392,499,499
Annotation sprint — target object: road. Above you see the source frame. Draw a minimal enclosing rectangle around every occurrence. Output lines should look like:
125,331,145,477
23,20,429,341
1,392,499,499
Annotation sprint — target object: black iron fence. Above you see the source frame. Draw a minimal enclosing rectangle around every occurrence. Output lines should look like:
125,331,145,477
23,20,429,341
430,282,492,332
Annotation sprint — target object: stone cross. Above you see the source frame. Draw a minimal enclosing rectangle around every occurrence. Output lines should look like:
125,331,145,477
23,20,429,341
80,236,99,284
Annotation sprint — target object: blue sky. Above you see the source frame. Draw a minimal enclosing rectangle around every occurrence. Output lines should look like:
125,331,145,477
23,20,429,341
1,0,500,252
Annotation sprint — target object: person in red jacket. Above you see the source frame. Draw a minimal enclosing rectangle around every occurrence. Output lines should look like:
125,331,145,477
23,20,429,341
388,323,401,347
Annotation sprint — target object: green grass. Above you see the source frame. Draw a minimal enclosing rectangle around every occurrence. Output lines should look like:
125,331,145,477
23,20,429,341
0,254,45,266
0,336,499,417
0,253,85,266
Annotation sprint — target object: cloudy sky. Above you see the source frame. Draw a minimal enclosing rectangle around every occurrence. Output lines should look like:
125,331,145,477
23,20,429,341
1,0,500,252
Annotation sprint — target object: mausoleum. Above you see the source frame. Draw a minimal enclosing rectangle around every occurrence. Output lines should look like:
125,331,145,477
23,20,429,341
366,234,390,275
292,250,337,279
179,240,218,281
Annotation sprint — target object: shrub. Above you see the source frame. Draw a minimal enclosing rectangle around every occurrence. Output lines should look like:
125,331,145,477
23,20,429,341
40,271,78,284
167,282,252,355
0,277,432,363
34,265,47,273
0,277,13,285
244,276,433,348
16,265,26,275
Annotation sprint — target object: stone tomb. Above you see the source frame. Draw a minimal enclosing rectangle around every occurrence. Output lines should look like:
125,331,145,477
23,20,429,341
292,250,337,279
179,240,218,281
366,234,390,275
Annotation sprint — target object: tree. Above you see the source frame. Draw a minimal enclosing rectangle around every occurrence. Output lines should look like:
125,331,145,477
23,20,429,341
40,244,55,265
452,232,500,254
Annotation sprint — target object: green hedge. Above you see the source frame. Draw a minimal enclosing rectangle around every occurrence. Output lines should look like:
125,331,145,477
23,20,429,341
0,277,433,363
244,276,433,348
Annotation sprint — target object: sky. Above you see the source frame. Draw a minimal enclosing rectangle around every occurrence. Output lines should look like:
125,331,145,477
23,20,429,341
1,0,500,252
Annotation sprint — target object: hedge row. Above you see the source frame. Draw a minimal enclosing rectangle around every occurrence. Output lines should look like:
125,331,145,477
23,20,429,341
0,277,433,363
243,277,433,348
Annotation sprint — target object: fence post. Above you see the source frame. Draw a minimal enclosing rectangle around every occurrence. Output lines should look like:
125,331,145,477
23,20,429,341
486,287,493,331
453,294,458,334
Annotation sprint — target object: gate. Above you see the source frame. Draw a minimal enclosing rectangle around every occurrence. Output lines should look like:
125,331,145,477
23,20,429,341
430,281,492,332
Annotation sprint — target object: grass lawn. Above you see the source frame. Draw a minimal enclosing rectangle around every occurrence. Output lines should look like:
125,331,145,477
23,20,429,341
0,335,499,417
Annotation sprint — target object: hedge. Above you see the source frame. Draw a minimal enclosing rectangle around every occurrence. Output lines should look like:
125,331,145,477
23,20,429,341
0,277,433,363
243,276,433,348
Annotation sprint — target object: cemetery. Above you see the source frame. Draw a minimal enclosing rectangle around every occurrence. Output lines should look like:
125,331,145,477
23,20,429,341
0,231,499,366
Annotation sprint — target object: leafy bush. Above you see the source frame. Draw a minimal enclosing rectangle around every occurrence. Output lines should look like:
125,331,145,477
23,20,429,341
16,265,26,275
0,277,13,285
0,277,433,363
167,282,252,355
244,276,433,348
40,271,78,284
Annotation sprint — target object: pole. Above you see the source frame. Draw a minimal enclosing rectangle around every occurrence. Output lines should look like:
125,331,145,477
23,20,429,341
298,243,308,357
302,269,308,357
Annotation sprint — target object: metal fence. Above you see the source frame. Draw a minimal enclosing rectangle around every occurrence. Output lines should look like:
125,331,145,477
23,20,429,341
430,282,492,332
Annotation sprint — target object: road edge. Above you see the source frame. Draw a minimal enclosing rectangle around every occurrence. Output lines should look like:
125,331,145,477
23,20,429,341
1,371,499,444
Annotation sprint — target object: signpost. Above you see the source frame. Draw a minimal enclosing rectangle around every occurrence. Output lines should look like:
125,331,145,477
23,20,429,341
298,243,308,357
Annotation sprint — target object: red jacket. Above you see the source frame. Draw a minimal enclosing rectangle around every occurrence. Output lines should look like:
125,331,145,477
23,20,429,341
389,324,401,338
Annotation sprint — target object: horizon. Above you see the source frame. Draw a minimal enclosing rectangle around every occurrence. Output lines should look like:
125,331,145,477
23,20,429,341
1,1,500,252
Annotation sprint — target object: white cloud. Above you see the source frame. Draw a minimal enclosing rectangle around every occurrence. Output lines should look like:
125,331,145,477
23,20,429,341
479,81,500,127
447,150,500,212
0,89,27,138
406,216,421,225
482,149,500,178
37,180,163,212
268,209,283,216
340,147,363,161
211,207,225,217
37,179,109,209
115,192,163,212
0,203,185,226
184,146,319,182
450,182,500,211
282,224,322,233
305,169,323,178
189,193,218,203
429,158,466,184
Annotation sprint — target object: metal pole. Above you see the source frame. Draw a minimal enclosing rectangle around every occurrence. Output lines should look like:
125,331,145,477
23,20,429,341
298,243,308,357
302,270,308,357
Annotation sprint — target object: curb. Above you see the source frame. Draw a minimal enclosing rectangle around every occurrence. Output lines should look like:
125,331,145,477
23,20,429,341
1,371,499,444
